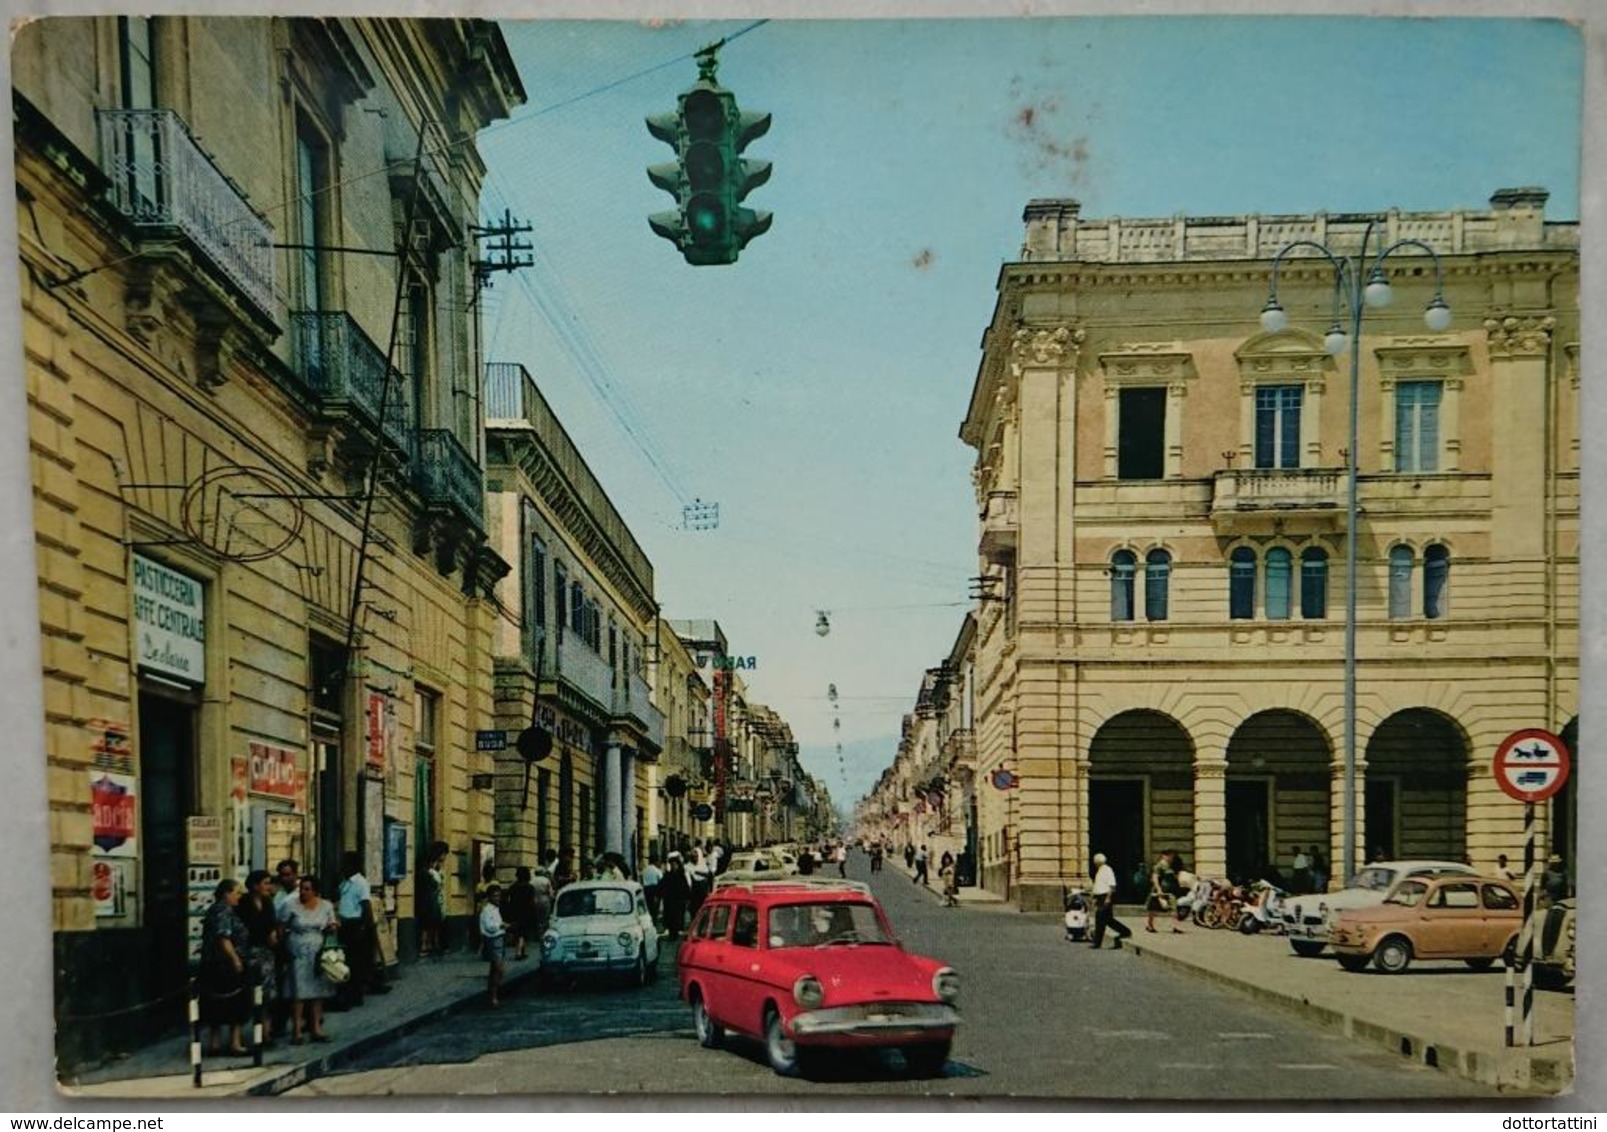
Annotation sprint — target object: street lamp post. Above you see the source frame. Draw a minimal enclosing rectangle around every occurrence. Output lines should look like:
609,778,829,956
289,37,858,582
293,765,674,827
1259,221,1451,885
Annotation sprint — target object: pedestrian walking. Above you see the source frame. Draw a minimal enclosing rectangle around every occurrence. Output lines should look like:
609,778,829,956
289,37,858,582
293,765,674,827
914,844,930,886
479,884,507,1007
270,859,299,1035
870,843,883,873
904,844,916,872
688,847,713,918
641,856,663,925
1145,850,1174,933
200,878,251,1056
834,843,848,878
660,852,690,939
1089,852,1132,950
530,861,555,939
554,848,577,891
335,852,375,1008
278,874,336,1044
940,858,959,907
505,865,538,961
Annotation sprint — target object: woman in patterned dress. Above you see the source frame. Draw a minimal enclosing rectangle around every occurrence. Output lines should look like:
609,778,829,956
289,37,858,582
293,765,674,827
238,869,281,1044
278,874,337,1044
200,879,251,1055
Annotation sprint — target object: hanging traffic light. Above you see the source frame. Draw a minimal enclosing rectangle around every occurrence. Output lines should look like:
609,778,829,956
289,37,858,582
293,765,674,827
647,73,771,266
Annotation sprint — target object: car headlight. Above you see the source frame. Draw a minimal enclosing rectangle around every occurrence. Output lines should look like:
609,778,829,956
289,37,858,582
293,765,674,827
618,931,635,949
541,932,557,952
933,967,960,1003
793,975,824,1009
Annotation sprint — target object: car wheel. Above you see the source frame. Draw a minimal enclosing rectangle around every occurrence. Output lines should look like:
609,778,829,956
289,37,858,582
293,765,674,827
1373,935,1413,974
1336,954,1370,973
1465,957,1496,971
1239,915,1260,935
632,947,648,987
764,1008,800,1076
691,990,723,1049
903,1041,951,1078
1290,940,1326,958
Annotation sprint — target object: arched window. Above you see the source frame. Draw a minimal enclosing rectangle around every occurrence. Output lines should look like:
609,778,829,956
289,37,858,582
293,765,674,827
1110,550,1137,622
1229,547,1256,620
1265,547,1293,620
1300,548,1329,619
1388,545,1414,619
1144,549,1171,621
1424,544,1450,619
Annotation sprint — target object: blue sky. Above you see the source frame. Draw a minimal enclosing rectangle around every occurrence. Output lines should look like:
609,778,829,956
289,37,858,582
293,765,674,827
475,17,1583,811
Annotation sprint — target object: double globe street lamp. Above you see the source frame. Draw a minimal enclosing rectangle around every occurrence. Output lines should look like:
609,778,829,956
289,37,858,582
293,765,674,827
1257,222,1451,886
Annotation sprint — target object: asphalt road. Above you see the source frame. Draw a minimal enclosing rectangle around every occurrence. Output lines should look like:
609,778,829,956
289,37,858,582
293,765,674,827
292,858,1497,1100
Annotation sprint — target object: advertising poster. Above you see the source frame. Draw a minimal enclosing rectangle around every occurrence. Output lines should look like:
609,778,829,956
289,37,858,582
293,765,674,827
91,859,126,918
89,771,137,858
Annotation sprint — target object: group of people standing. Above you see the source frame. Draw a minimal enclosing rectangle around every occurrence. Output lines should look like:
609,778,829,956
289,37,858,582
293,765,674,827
197,852,387,1056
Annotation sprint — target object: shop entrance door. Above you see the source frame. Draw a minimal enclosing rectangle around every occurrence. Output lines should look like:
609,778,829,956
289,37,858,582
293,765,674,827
138,692,195,1004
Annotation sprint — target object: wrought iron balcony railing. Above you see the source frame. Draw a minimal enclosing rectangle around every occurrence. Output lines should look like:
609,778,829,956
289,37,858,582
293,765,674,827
97,108,276,320
612,673,665,752
416,429,485,530
289,312,415,464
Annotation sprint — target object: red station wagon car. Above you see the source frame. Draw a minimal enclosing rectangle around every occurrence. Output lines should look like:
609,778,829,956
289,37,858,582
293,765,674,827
678,879,961,1077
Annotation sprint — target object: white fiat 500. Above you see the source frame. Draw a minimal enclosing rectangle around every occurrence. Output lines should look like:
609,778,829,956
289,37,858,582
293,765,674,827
539,880,660,986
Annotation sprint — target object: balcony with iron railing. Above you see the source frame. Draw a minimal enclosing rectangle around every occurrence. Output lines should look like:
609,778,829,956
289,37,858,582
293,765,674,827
97,108,277,321
1211,467,1344,532
610,671,666,753
289,312,416,466
415,429,484,533
552,632,615,715
979,490,1018,562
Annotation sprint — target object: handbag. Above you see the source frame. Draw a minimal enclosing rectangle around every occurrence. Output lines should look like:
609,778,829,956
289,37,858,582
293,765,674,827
318,938,351,984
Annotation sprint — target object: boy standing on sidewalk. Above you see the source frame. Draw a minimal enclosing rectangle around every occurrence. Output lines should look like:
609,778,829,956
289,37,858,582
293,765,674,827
479,885,507,1007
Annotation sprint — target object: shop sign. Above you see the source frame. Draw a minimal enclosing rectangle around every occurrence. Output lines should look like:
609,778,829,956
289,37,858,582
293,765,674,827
248,742,299,799
367,692,392,772
92,858,127,917
186,863,222,967
186,815,223,865
131,554,205,685
89,772,137,857
88,719,132,774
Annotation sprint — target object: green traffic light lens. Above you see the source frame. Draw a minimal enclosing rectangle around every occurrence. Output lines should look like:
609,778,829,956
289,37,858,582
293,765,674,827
687,194,725,243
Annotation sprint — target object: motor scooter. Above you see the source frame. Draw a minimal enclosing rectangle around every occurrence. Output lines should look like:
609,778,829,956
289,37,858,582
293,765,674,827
1063,888,1091,942
1235,880,1289,934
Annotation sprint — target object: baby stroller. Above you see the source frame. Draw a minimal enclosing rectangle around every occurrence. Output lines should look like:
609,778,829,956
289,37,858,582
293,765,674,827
1063,888,1091,942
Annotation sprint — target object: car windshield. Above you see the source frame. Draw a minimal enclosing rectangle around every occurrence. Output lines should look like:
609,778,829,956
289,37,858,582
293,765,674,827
766,902,891,948
1385,879,1430,907
1349,867,1397,892
555,887,634,918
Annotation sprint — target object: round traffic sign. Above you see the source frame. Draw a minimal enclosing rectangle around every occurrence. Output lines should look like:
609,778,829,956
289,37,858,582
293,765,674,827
692,802,715,822
1493,728,1571,803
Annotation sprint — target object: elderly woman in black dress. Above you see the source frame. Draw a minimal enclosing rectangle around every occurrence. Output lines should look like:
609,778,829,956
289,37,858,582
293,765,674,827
200,878,251,1055
238,869,281,1044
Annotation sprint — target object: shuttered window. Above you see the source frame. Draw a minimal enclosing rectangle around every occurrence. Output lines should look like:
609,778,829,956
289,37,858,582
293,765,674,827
1395,382,1442,473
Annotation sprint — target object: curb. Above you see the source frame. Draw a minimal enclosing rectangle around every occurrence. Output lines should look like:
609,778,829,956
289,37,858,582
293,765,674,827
1127,938,1572,1095
245,962,545,1097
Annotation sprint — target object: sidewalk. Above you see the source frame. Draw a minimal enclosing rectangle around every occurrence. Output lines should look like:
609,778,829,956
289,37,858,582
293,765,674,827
882,855,1572,1094
1125,923,1574,1094
62,950,540,1099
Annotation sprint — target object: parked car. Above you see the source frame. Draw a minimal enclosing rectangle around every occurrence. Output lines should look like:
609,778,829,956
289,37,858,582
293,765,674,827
539,879,659,986
1327,874,1522,973
678,878,960,1077
1282,859,1477,957
1535,898,1576,987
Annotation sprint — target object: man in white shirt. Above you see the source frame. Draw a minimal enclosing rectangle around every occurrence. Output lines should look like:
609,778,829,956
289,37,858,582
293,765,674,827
1089,852,1132,950
479,885,506,1007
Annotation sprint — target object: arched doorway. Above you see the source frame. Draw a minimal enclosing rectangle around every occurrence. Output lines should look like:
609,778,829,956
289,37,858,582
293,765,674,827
1088,710,1194,900
1365,709,1469,863
1224,711,1331,886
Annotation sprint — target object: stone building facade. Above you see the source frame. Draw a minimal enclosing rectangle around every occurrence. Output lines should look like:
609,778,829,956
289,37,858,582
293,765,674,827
957,192,1579,912
15,16,524,1065
484,363,665,878
649,615,712,856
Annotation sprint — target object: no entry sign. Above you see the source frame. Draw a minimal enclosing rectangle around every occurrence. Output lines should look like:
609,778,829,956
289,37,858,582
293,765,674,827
1493,728,1571,803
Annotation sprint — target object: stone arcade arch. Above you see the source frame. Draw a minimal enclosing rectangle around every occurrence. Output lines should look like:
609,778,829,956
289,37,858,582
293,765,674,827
1223,711,1331,886
1364,709,1469,864
1087,710,1194,900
